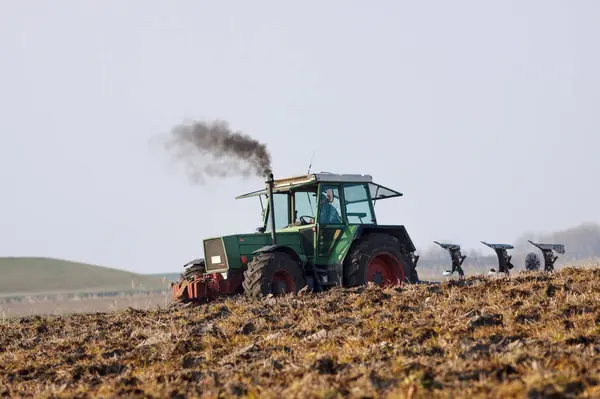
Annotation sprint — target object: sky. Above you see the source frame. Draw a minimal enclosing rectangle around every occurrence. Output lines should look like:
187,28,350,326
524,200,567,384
1,1,598,274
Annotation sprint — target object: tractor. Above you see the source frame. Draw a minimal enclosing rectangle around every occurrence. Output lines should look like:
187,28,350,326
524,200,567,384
171,172,420,302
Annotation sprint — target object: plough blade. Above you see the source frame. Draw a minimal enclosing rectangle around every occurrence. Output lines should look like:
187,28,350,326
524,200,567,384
434,241,466,279
527,240,565,272
481,241,515,276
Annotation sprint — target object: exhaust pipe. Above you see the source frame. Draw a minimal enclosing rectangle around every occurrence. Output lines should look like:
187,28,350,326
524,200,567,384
266,173,277,245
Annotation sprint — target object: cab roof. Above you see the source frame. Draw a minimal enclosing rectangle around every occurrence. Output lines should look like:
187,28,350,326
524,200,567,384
235,172,403,201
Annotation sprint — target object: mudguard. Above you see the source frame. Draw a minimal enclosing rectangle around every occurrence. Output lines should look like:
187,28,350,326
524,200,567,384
355,225,417,253
252,244,304,264
183,258,205,268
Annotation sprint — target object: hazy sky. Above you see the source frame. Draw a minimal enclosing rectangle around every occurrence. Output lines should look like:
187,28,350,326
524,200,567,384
1,1,598,274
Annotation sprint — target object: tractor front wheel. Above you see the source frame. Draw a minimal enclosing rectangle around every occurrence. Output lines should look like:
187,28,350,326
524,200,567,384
242,251,306,299
182,259,206,280
343,233,416,287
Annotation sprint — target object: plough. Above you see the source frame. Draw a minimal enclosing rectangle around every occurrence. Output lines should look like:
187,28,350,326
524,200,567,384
482,242,515,276
434,241,467,280
526,240,565,272
434,239,566,279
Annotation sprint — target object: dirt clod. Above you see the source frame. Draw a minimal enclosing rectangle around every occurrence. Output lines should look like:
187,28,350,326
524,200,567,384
236,322,255,335
468,313,503,329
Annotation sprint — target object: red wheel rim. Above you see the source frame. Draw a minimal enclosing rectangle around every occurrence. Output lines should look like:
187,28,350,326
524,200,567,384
366,253,404,286
271,269,296,294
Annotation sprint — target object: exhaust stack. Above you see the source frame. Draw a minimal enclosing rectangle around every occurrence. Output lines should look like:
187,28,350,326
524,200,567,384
266,173,277,245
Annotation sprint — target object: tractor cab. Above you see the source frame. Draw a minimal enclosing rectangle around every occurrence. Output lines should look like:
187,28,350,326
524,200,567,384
236,172,403,231
235,173,407,265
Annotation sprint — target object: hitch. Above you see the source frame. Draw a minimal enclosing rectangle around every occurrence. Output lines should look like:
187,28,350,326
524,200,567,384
481,241,515,276
411,252,420,268
171,271,244,303
528,240,565,272
434,241,466,280
409,251,421,283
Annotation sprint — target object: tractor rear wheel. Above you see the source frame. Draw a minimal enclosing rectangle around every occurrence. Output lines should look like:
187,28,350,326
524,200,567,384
242,251,306,299
343,233,416,287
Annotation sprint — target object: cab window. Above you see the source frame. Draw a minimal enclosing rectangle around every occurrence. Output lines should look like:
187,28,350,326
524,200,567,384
265,193,290,231
318,185,343,225
343,183,375,224
293,189,318,224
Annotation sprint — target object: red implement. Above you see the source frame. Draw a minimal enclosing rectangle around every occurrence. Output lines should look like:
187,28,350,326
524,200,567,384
171,272,244,302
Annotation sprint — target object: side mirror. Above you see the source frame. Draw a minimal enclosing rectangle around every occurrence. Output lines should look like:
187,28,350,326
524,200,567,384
256,227,266,233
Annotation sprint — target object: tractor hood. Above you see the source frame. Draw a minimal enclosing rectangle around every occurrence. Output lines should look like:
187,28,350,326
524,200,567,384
200,230,308,274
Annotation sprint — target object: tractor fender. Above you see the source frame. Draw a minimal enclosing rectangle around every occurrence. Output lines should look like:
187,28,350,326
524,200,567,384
252,245,304,264
183,258,205,268
353,225,417,253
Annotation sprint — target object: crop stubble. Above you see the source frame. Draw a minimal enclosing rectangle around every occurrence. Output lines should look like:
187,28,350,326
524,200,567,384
1,266,600,398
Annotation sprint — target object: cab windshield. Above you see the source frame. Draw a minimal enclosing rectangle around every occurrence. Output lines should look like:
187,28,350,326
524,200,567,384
264,188,318,231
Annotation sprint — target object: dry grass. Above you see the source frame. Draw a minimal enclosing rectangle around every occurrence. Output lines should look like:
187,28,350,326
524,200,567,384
1,265,600,398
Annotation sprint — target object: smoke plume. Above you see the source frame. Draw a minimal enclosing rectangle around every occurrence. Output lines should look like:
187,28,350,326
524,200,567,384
163,119,272,184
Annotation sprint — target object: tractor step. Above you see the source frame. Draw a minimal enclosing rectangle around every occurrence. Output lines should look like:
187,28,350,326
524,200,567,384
303,264,338,292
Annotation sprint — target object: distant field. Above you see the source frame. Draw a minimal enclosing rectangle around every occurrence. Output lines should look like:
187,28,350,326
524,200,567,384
0,292,172,319
0,257,170,296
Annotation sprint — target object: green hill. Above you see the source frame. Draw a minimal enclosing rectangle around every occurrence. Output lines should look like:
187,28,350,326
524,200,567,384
0,257,170,296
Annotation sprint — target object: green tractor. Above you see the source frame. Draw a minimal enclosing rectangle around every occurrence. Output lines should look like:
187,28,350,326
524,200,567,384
171,172,420,302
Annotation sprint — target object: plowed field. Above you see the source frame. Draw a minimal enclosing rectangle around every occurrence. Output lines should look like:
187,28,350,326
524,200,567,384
1,266,600,398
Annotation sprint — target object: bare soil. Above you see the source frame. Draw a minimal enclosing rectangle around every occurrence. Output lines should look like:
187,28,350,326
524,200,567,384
1,266,600,398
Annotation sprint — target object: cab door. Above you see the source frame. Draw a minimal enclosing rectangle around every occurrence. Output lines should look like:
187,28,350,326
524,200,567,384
315,183,346,264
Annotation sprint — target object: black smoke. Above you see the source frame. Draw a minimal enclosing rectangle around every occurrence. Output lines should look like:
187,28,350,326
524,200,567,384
163,119,272,183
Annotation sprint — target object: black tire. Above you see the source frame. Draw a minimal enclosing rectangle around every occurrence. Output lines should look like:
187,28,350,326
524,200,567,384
343,233,416,287
183,261,206,279
242,251,306,299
